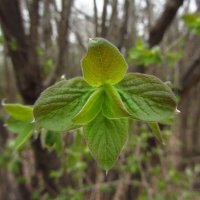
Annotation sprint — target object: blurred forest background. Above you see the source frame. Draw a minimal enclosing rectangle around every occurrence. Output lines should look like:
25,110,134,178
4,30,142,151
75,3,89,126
0,0,200,199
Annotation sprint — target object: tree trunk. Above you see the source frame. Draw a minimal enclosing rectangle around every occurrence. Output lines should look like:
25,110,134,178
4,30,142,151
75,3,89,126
0,0,61,197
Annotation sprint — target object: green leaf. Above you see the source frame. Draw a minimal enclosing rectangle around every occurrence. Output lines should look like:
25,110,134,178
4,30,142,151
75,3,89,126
82,37,128,86
33,77,94,132
73,88,104,125
83,112,128,169
159,115,175,125
148,122,165,144
116,73,177,122
36,47,45,57
41,131,62,153
6,117,32,134
128,39,162,66
3,103,33,122
102,84,130,119
183,13,200,35
13,126,33,150
3,103,33,150
6,118,33,150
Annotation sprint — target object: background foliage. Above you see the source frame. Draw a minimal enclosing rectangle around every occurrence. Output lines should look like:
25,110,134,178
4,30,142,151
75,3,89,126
0,0,200,200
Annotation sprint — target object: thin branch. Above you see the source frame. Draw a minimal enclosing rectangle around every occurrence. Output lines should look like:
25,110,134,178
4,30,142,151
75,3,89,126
148,0,184,47
93,0,98,36
181,53,200,97
74,7,93,22
106,0,119,42
43,0,53,51
118,0,129,50
29,0,42,85
101,0,108,37
109,0,118,27
46,0,74,85
73,29,87,52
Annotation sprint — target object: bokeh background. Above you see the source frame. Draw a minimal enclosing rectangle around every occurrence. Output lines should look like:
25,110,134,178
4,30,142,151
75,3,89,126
0,0,200,199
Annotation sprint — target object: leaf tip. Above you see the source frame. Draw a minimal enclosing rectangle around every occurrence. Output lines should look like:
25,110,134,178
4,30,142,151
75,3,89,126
31,118,36,124
164,81,172,88
60,74,66,80
155,137,165,145
175,108,181,114
161,140,166,145
3,123,7,127
88,37,104,47
1,98,6,106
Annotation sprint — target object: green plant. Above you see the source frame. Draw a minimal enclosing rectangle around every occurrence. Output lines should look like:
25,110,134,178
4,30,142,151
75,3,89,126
183,13,200,35
128,38,183,68
128,39,162,66
2,102,34,150
32,37,177,170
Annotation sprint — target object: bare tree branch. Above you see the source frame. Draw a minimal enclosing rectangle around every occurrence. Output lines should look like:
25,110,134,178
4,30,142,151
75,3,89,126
136,0,184,73
118,0,129,50
29,0,42,89
145,0,153,30
109,0,118,27
43,0,53,51
181,53,200,97
107,0,119,44
101,0,108,37
0,0,42,104
148,0,184,47
47,0,74,84
74,29,87,52
93,0,99,36
74,7,93,22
